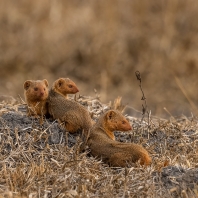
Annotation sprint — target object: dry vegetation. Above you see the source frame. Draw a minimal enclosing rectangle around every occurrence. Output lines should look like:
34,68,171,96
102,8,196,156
0,95,198,197
1,0,198,197
0,0,198,117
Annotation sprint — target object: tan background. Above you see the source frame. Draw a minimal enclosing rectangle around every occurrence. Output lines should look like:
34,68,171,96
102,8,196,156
0,0,198,118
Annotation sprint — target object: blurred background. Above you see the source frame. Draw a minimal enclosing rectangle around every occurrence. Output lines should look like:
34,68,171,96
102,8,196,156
0,0,198,118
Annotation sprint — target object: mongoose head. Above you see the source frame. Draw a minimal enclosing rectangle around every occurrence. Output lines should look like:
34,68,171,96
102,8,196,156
52,78,79,97
24,79,49,101
104,110,132,132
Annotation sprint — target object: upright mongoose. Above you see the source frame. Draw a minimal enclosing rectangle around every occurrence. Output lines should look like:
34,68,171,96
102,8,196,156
24,79,49,122
87,110,152,167
52,78,79,99
47,79,92,134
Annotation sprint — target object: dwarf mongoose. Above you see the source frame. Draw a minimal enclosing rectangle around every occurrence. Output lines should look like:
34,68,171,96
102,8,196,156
87,110,152,167
52,78,79,99
24,79,49,123
47,79,92,135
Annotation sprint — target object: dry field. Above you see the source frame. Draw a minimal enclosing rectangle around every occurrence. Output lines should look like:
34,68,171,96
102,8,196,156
1,0,198,197
0,95,198,197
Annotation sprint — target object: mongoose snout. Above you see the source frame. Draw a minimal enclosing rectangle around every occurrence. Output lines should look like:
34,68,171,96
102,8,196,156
109,117,132,131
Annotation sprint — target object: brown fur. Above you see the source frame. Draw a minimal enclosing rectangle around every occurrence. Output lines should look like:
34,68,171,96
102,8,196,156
47,80,92,134
23,79,49,123
52,78,79,99
87,110,152,167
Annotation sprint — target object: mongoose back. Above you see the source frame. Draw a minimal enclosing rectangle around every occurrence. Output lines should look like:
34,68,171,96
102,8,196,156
24,79,49,120
52,78,79,99
48,79,92,134
87,110,152,167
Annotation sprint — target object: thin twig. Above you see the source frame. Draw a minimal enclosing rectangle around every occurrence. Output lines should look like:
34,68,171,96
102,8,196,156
135,71,148,122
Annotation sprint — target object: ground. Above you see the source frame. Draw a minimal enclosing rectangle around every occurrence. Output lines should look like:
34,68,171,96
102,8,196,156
0,96,198,197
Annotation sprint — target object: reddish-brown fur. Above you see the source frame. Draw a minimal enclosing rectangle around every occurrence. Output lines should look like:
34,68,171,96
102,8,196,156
24,79,49,124
87,110,152,167
48,78,92,135
52,78,79,99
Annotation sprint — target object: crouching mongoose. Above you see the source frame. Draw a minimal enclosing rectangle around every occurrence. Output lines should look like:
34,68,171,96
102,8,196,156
47,78,93,135
87,110,152,167
23,79,49,124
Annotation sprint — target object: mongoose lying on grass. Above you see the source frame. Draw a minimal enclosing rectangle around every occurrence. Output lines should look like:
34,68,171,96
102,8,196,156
48,78,93,134
87,110,152,167
52,78,79,99
24,79,49,124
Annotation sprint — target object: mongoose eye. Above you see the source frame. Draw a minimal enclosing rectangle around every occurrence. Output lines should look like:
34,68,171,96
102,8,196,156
68,85,73,88
34,87,38,91
44,88,46,91
122,121,126,124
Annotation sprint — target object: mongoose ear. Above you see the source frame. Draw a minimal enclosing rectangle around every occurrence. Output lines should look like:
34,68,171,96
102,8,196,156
57,78,65,87
24,80,32,90
64,78,70,83
106,110,116,120
43,79,49,87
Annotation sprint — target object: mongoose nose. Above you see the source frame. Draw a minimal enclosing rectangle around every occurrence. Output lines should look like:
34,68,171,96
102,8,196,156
40,92,44,96
128,125,132,130
76,88,79,92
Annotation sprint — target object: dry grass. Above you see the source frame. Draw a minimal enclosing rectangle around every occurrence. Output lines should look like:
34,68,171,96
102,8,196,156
1,1,198,196
0,96,198,197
